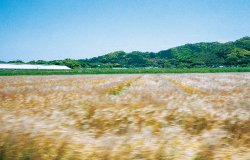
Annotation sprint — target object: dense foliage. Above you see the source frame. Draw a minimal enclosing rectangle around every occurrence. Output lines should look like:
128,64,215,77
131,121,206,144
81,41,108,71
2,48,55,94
1,36,250,69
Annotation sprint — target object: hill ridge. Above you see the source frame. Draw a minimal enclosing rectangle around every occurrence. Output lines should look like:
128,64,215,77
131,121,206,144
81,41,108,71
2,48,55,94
2,36,250,68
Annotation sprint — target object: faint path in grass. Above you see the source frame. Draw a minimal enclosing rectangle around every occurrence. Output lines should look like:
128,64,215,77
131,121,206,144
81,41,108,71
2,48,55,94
107,75,143,95
164,77,200,94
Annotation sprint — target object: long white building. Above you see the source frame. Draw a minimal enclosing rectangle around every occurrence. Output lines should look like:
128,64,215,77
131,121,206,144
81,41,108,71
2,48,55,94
0,64,71,70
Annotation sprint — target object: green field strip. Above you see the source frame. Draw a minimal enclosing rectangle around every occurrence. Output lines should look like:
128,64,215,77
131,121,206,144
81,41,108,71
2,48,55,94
1,67,250,76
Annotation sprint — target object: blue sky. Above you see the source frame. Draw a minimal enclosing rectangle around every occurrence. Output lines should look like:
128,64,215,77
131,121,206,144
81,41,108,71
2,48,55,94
1,0,250,62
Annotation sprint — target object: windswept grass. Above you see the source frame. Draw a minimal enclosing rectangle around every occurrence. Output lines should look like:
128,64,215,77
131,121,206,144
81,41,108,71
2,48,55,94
108,76,142,95
1,73,250,159
165,78,200,94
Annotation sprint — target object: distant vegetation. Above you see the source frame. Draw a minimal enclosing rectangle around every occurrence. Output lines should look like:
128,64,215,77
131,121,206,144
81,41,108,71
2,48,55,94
1,36,250,69
1,68,250,76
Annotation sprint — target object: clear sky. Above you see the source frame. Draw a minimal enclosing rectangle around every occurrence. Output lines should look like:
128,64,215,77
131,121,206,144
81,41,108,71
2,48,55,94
1,0,250,62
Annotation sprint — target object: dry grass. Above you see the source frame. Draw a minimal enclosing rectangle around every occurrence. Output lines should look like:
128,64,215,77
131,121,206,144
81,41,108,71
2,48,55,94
1,73,250,159
165,77,200,94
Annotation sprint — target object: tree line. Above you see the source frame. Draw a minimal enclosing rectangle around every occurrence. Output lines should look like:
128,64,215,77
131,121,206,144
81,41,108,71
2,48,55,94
1,36,250,69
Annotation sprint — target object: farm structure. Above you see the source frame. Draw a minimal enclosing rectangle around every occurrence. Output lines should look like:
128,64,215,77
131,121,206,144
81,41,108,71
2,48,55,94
0,63,70,70
1,73,250,159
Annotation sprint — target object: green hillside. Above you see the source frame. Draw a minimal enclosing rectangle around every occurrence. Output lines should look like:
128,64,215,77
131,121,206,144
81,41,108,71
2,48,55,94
83,36,250,68
2,36,250,68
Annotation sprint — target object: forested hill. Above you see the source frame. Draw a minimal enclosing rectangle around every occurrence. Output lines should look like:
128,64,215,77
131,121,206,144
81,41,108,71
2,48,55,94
82,36,250,68
2,36,250,68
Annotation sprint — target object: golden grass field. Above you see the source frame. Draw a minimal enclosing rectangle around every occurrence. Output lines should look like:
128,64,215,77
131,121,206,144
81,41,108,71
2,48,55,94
0,73,250,159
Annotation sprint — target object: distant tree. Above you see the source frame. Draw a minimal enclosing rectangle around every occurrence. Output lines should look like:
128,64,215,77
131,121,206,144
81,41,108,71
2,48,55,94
109,64,113,69
225,56,238,66
8,60,25,64
55,61,63,65
225,48,250,65
113,63,121,67
181,63,191,68
241,64,247,67
64,61,74,68
165,63,171,68
36,60,48,64
27,60,36,64
145,61,153,66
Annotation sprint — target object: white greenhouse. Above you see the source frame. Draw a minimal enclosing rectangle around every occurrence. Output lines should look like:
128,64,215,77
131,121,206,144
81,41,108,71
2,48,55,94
0,64,71,70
